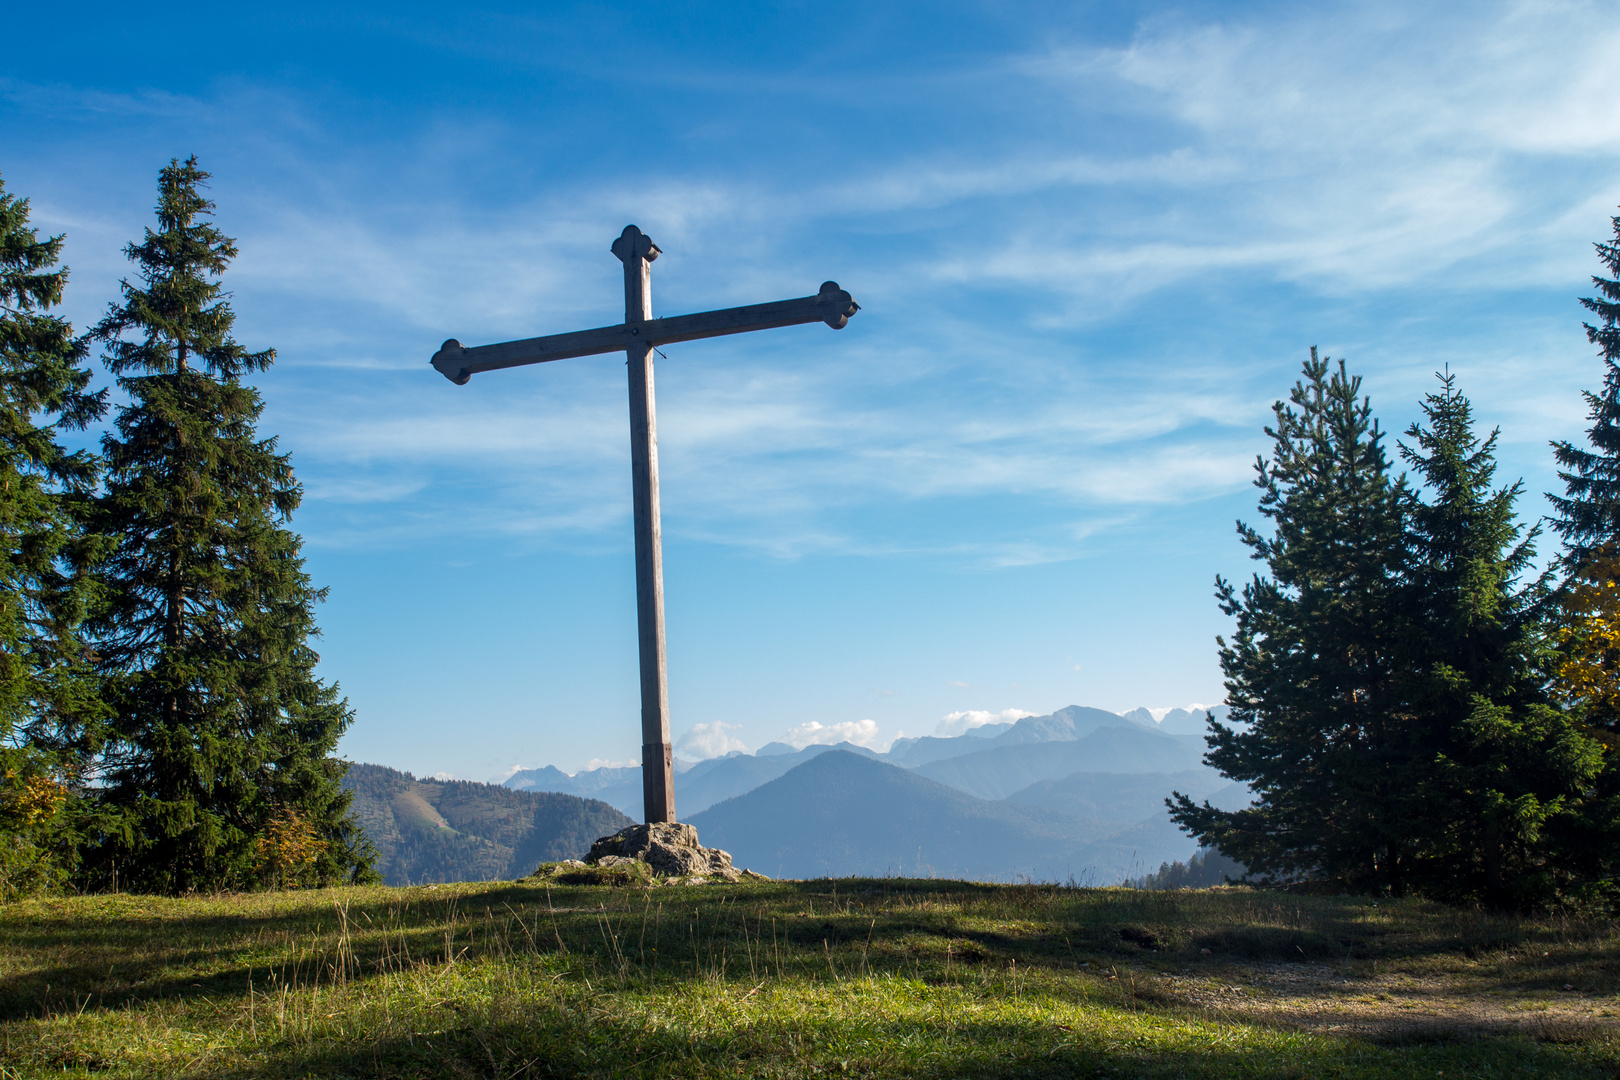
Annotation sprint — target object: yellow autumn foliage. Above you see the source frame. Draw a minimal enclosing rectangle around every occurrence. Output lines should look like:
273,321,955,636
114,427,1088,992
1554,550,1620,723
1,769,66,827
254,808,323,889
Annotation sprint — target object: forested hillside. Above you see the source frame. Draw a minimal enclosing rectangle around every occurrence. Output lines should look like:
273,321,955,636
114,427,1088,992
343,764,631,885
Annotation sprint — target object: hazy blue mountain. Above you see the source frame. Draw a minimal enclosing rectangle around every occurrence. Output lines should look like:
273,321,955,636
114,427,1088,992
1158,707,1225,735
506,705,1217,803
345,763,632,885
913,725,1206,800
1002,768,1228,824
988,705,1150,745
455,700,1256,885
1062,810,1203,884
886,719,1017,766
884,734,999,768
677,743,880,815
504,757,696,800
1119,707,1159,728
502,764,574,792
507,742,878,818
884,706,1139,768
1077,705,1227,738
1057,777,1254,883
688,750,1106,881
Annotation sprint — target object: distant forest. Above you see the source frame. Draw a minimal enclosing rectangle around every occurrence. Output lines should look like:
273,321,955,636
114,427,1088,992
342,764,632,886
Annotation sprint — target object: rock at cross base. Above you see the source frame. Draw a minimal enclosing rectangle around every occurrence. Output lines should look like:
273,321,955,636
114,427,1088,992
585,822,765,883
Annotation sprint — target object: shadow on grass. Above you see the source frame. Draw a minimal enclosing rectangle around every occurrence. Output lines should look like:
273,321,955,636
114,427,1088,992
5,878,1616,1033
251,1012,1601,1080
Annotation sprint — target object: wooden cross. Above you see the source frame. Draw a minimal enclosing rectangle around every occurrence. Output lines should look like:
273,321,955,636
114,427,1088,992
431,225,859,824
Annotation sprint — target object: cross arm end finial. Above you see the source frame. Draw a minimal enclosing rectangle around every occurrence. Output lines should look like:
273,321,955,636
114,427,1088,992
611,224,661,265
817,281,860,329
431,339,472,385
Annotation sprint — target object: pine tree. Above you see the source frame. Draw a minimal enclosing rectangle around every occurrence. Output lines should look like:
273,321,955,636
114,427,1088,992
0,173,107,895
1400,374,1601,908
1550,211,1620,565
1544,209,1620,909
1548,551,1620,908
1169,350,1422,894
85,158,373,893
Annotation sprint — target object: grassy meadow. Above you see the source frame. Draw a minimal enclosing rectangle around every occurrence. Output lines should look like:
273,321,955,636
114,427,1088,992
2,878,1617,1079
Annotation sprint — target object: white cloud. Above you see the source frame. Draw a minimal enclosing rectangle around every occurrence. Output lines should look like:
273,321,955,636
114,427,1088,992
427,771,460,781
935,708,1037,737
1006,1,1620,299
775,719,888,751
675,721,749,760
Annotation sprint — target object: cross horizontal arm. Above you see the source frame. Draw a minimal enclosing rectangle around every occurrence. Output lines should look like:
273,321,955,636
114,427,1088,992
431,281,858,384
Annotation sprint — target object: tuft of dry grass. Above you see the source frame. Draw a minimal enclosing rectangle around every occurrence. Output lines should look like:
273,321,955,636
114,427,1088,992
1,880,1615,1078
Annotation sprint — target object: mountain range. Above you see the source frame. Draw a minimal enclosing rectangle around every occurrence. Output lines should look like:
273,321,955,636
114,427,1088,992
493,703,1245,883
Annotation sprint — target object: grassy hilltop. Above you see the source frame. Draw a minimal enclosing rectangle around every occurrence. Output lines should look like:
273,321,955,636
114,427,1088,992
2,880,1616,1079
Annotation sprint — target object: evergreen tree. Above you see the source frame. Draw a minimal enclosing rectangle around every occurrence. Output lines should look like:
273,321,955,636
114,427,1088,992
1170,351,1419,893
85,158,373,893
0,173,107,895
1544,209,1620,908
1400,374,1601,908
1548,551,1620,908
1550,210,1620,565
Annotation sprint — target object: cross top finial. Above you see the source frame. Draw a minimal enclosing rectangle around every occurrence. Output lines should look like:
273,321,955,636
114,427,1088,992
611,224,661,265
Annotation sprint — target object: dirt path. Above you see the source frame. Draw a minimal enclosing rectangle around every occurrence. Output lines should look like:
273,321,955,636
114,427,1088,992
1156,961,1620,1043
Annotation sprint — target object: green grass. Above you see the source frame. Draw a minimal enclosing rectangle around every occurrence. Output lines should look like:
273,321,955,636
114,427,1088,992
2,879,1616,1078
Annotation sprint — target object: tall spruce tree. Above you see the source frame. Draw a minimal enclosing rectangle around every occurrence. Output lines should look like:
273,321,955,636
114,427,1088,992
1400,374,1600,908
85,158,372,893
1544,209,1620,908
1169,351,1425,894
0,174,107,895
1551,210,1620,565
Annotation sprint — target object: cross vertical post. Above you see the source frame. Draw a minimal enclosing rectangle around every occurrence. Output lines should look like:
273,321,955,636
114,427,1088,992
613,225,676,823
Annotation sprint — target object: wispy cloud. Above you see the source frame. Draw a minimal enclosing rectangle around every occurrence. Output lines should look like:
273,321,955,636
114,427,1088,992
16,0,1613,569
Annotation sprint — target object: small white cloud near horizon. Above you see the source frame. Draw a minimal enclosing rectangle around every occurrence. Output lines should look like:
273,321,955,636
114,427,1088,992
428,771,460,781
676,721,750,760
776,719,888,751
936,708,1038,737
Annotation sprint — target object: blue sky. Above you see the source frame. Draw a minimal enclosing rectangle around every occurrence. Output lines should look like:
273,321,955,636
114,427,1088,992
5,0,1618,780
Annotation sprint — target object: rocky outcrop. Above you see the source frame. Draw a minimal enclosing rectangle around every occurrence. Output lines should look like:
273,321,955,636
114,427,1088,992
584,822,765,883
